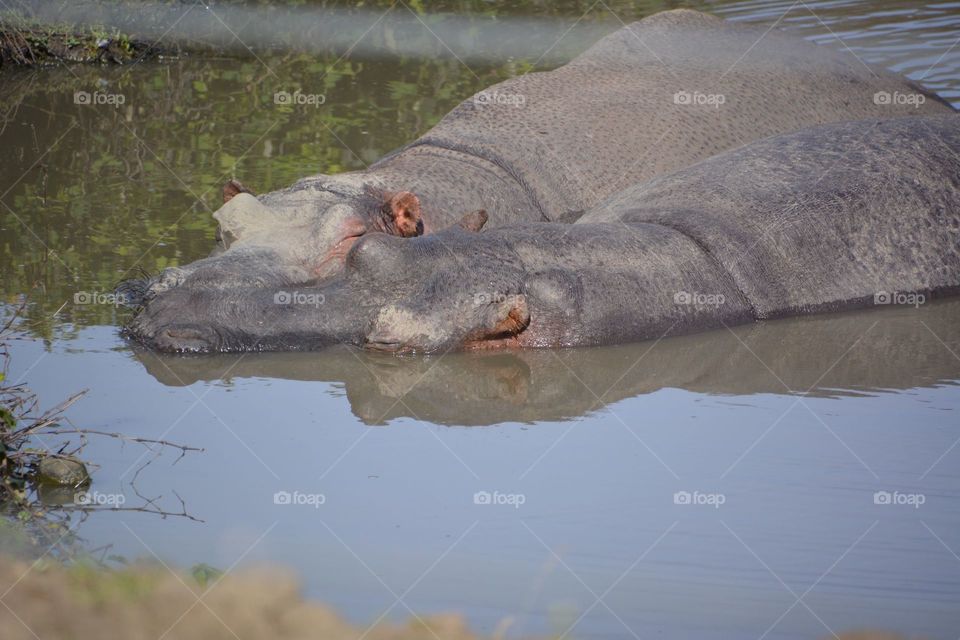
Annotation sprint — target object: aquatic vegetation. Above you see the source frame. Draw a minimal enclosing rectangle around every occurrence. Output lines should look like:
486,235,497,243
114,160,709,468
0,305,91,507
0,304,202,558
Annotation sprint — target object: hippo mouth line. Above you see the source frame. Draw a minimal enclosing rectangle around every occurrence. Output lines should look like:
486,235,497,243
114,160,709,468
153,326,220,353
362,338,406,353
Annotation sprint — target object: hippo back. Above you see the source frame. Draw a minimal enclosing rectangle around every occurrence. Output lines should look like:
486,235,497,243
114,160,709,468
382,9,953,222
582,115,960,319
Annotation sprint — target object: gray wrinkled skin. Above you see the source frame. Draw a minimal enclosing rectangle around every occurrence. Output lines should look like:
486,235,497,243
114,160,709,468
128,8,952,300
127,115,960,354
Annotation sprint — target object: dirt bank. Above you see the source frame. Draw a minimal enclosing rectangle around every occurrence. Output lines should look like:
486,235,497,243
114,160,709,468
0,555,923,640
0,555,481,640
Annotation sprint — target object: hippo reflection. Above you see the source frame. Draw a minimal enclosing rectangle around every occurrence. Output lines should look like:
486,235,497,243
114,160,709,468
134,299,960,426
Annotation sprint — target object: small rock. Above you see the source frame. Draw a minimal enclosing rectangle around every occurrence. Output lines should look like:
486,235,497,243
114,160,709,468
35,483,79,507
37,457,89,486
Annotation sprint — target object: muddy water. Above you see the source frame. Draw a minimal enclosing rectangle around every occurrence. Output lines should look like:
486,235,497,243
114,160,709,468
2,1,960,638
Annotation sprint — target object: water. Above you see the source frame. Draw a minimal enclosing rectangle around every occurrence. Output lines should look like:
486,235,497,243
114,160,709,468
2,1,960,638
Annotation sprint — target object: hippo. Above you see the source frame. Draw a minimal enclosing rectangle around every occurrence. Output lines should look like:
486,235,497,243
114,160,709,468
127,115,960,353
126,8,952,302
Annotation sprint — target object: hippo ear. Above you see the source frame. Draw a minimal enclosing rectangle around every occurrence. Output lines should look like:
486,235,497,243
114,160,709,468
380,191,424,238
213,193,278,245
457,209,488,232
222,179,254,204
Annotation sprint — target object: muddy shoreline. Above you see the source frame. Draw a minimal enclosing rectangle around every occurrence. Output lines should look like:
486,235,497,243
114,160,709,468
0,23,168,66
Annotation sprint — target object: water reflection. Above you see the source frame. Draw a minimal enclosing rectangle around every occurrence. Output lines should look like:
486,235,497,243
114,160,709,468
715,0,960,102
136,299,960,425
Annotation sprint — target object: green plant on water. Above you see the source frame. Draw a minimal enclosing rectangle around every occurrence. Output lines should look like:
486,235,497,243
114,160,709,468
90,26,108,42
117,32,134,54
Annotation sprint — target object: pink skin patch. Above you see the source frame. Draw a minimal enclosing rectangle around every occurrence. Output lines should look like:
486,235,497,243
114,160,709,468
313,217,369,278
311,206,433,279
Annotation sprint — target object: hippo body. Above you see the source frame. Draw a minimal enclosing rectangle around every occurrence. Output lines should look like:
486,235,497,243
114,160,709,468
138,8,952,298
129,115,960,353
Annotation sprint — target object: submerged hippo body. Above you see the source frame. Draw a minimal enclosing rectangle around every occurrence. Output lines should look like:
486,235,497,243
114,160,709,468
133,8,952,298
129,115,960,353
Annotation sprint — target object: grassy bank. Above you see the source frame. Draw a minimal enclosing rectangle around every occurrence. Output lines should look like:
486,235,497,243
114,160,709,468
0,553,917,640
0,14,158,66
0,554,485,640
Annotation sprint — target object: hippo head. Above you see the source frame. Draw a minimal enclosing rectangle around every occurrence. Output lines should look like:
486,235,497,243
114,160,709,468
124,178,450,307
126,221,540,354
360,258,532,354
334,226,534,353
218,179,428,280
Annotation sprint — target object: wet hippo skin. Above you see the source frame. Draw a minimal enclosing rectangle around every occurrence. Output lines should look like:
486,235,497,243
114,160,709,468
122,8,953,303
128,115,960,354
